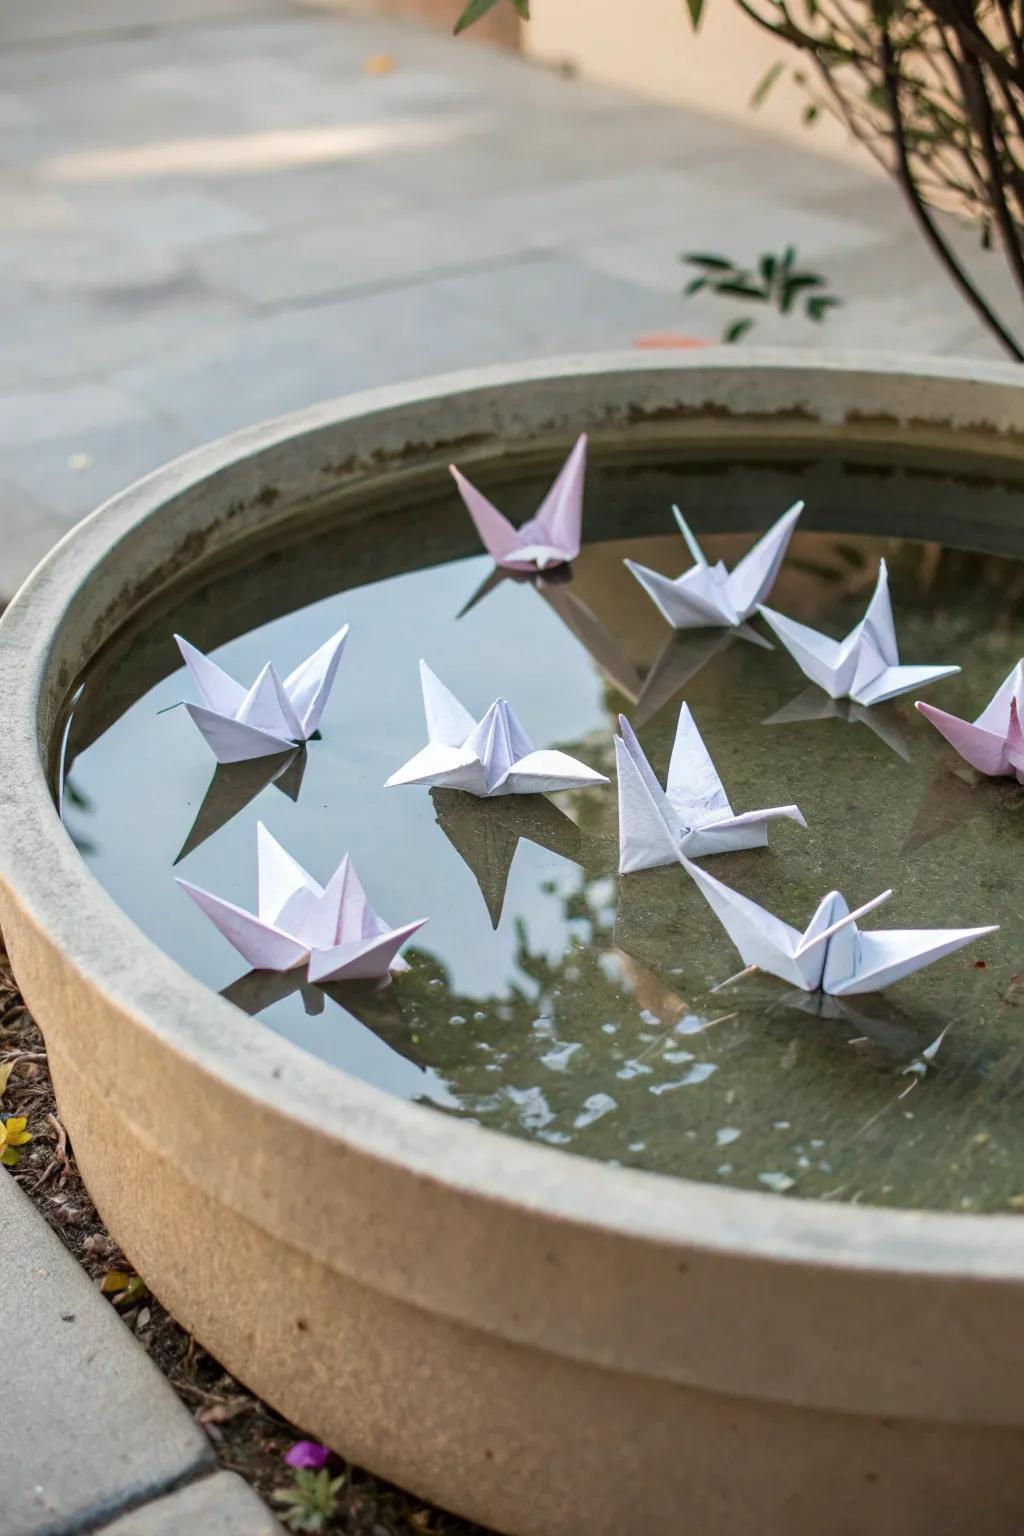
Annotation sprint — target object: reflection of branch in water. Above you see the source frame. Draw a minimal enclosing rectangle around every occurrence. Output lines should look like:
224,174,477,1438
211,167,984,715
431,786,595,928
634,624,772,728
764,685,910,762
221,966,432,1070
175,747,307,864
60,773,97,856
902,755,1024,855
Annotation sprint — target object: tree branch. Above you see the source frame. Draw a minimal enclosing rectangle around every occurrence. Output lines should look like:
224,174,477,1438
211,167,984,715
957,44,1024,297
879,25,1024,359
921,0,1024,93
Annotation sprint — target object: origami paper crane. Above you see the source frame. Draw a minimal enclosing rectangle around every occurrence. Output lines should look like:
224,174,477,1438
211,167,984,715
616,705,805,873
764,684,910,761
385,661,609,797
682,857,996,995
450,434,587,571
758,561,958,706
624,500,803,630
174,625,349,763
177,822,426,983
916,659,1024,780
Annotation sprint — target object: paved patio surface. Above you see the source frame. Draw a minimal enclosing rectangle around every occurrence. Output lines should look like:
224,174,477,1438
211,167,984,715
1,0,1018,593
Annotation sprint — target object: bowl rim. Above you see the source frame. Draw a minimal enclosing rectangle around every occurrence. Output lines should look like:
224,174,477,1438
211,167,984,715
5,344,1024,1294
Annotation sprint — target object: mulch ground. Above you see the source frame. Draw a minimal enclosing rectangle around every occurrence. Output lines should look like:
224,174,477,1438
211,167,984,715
0,944,489,1535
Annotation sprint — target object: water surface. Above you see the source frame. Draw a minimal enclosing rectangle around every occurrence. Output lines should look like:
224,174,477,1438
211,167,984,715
63,447,1024,1211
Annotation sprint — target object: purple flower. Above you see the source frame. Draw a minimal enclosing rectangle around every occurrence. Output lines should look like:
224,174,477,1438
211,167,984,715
285,1440,330,1471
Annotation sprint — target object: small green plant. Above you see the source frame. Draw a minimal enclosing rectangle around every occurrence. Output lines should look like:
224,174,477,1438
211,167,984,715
680,246,842,342
273,1467,345,1532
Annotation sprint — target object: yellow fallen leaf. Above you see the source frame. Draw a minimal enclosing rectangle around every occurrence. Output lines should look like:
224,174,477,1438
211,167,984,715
101,1269,133,1294
363,53,394,75
0,1062,12,1100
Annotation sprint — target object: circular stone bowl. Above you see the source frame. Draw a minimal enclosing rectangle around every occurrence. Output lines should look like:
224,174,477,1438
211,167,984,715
4,351,1024,1536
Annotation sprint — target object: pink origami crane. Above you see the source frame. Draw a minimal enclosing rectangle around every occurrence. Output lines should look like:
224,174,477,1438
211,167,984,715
178,823,426,984
449,434,587,570
916,660,1024,781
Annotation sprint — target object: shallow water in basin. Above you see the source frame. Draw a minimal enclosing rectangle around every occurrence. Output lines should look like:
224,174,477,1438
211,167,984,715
63,446,1024,1212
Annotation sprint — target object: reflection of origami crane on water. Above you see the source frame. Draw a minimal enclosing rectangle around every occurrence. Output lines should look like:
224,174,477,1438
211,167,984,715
385,661,608,798
431,787,592,927
625,501,802,630
764,685,911,761
616,705,805,873
175,749,308,864
916,659,1024,781
759,561,959,706
178,823,426,983
221,966,434,1071
683,857,996,994
631,624,771,728
174,625,349,763
451,435,587,571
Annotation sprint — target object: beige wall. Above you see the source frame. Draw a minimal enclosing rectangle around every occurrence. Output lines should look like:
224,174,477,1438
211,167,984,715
523,0,865,166
312,0,521,47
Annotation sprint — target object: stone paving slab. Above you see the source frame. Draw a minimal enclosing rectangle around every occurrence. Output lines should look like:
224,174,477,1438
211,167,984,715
98,1471,283,1536
0,0,1016,590
0,1172,214,1536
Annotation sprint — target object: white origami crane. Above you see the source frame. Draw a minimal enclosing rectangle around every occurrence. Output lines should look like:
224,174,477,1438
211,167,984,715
624,501,803,630
682,857,996,995
175,626,349,763
450,434,587,570
616,705,806,873
385,660,609,797
758,561,959,706
916,659,1024,781
177,822,426,984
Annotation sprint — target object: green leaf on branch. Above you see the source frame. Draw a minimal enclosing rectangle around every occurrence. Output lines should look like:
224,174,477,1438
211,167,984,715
806,295,841,322
681,253,734,270
724,317,757,343
750,61,784,109
714,280,768,300
454,0,528,33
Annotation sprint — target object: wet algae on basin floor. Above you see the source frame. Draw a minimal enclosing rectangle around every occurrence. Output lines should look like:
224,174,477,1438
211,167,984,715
61,446,1024,1214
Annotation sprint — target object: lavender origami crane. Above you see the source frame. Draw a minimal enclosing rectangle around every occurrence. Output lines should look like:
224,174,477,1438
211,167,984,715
624,501,803,630
682,857,995,995
450,434,587,571
385,660,609,797
616,705,805,874
916,659,1024,781
174,626,349,764
178,822,425,984
758,561,958,706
